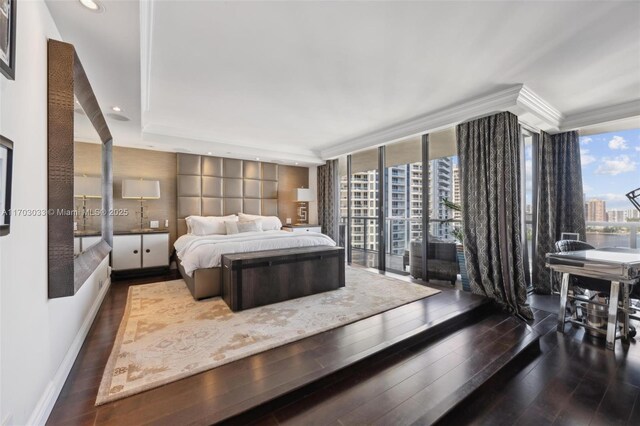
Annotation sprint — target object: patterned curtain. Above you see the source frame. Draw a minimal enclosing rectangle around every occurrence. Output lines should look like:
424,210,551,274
534,131,585,294
317,159,340,242
457,111,533,320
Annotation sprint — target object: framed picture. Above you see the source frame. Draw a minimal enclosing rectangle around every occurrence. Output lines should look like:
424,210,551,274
0,135,13,236
560,232,580,241
0,0,16,80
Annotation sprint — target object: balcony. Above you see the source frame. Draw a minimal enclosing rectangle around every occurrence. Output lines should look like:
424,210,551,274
585,221,639,249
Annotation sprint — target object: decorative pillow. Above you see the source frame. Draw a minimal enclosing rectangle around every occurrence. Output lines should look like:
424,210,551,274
187,215,237,236
237,220,261,233
224,221,239,235
238,213,282,231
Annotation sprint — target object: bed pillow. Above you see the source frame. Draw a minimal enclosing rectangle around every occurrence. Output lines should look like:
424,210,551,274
225,219,261,235
238,213,282,231
187,215,237,236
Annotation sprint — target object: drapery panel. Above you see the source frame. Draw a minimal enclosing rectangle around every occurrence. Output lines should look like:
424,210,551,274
534,130,586,294
317,159,340,242
457,111,533,320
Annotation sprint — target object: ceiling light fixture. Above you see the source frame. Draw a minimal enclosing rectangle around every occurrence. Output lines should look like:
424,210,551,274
79,0,104,12
111,106,121,112
256,157,260,161
207,152,212,155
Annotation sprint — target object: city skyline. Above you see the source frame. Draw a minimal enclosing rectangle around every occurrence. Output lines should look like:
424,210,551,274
580,128,640,209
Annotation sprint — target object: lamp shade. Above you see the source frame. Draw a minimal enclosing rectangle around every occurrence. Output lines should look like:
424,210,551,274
74,176,102,198
122,179,160,199
294,188,314,202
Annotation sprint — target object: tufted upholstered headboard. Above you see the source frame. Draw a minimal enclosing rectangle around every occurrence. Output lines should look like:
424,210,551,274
176,153,279,237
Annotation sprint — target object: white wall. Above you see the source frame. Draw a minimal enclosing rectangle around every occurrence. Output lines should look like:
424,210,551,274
308,166,318,225
0,2,110,425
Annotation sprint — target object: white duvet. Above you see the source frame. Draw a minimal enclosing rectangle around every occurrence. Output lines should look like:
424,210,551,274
175,230,337,276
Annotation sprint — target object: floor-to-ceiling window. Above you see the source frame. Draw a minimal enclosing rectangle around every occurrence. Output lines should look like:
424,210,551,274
349,148,380,268
580,128,640,249
384,137,423,274
521,128,538,287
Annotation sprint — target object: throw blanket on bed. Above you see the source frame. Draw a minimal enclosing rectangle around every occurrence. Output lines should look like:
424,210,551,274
175,230,337,276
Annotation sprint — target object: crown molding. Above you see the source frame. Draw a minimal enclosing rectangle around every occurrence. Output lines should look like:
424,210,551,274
320,85,524,159
142,125,325,166
515,85,564,129
560,99,640,132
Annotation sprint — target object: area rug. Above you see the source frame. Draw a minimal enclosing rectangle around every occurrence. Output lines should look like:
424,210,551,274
96,267,439,405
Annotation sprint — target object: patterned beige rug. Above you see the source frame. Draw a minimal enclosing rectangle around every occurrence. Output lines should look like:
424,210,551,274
96,267,439,405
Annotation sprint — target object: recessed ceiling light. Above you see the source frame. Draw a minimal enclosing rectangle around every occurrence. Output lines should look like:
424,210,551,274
207,152,212,155
256,157,260,161
295,162,299,165
111,106,121,112
79,0,104,13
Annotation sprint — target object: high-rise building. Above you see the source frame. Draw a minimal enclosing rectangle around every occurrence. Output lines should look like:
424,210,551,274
626,209,640,221
429,158,453,240
452,165,462,221
340,157,455,265
607,210,626,223
586,199,607,222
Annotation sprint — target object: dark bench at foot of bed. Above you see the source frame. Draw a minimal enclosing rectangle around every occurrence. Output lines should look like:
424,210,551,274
221,246,345,311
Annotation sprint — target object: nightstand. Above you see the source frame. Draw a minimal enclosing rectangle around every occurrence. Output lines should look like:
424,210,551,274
282,224,322,234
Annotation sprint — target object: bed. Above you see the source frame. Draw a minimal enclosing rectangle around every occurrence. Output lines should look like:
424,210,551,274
175,153,340,300
175,230,337,299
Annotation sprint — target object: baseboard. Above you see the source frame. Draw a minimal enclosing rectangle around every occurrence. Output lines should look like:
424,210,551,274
26,276,112,426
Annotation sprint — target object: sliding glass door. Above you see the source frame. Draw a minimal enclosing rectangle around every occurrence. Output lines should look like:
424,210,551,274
384,138,423,275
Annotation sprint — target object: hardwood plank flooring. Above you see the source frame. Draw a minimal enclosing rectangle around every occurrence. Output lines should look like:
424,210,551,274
46,269,487,426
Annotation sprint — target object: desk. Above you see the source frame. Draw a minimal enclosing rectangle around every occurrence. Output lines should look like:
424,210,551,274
546,248,640,350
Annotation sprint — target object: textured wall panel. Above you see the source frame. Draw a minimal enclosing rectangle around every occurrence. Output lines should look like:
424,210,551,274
202,156,223,177
243,199,262,215
178,175,201,197
202,176,223,197
177,154,307,237
244,179,261,198
223,158,243,178
178,154,201,175
202,198,224,216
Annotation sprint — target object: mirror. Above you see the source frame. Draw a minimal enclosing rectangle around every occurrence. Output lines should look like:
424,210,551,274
74,97,103,254
48,39,113,298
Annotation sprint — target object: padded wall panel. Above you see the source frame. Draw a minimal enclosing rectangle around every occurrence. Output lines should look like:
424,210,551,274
223,178,243,198
177,154,201,175
223,198,243,216
262,199,278,216
202,198,224,216
178,197,201,218
202,176,223,197
177,153,280,237
243,161,261,179
223,159,243,178
178,175,201,197
262,163,278,181
244,179,261,198
262,181,278,199
202,157,223,177
244,199,261,215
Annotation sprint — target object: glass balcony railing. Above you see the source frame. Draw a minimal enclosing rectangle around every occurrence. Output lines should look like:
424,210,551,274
585,221,639,249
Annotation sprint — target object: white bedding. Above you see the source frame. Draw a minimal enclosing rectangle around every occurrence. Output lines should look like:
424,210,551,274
175,230,337,276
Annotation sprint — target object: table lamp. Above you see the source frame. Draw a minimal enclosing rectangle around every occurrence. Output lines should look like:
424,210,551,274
294,187,314,224
74,175,101,232
122,179,160,231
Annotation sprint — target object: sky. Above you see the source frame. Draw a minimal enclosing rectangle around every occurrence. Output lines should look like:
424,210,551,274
580,128,640,210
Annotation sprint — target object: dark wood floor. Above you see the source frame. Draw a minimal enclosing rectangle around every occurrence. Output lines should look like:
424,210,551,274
254,297,640,425
46,269,489,426
48,268,638,426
